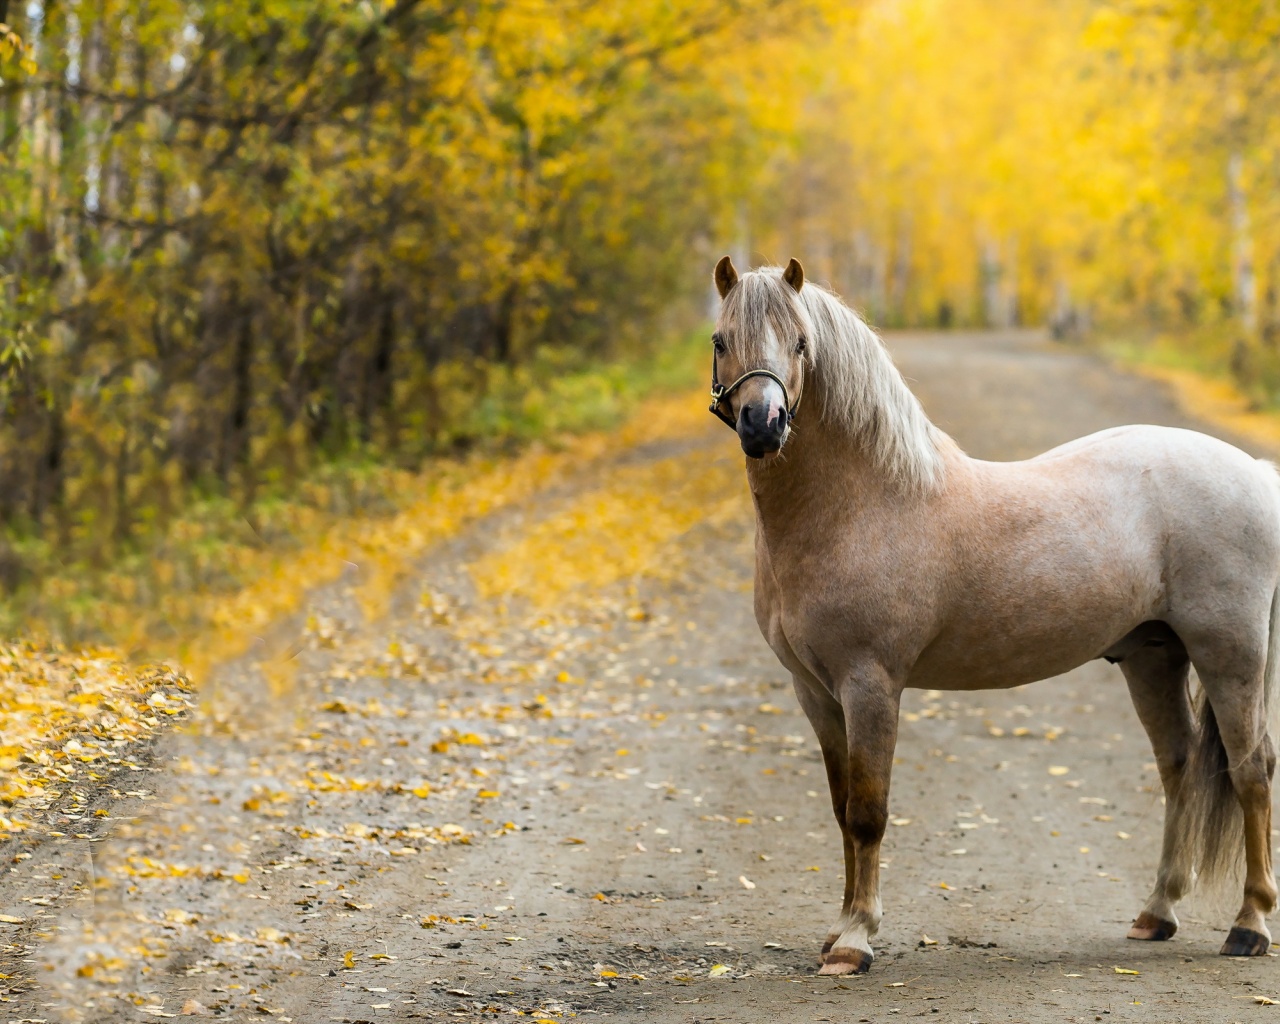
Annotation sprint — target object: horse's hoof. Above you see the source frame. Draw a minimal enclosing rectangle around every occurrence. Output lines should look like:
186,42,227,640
820,938,835,961
1220,926,1271,957
1127,912,1177,941
817,948,872,976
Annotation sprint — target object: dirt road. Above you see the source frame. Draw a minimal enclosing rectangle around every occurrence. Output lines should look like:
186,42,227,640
2,330,1276,1023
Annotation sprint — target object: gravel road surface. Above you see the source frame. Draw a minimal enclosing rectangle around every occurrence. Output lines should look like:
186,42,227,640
1,330,1274,1024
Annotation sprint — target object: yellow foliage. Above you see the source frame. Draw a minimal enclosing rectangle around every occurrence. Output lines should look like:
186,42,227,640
747,0,1280,352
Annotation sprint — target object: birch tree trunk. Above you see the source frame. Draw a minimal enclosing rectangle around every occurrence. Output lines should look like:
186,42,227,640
1228,151,1257,338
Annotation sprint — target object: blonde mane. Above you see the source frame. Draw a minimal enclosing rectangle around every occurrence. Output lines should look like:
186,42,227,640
723,268,947,492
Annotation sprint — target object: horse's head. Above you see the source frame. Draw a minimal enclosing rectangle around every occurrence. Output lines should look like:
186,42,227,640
710,256,809,459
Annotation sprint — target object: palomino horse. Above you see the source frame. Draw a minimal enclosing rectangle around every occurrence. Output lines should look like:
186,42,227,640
710,256,1280,975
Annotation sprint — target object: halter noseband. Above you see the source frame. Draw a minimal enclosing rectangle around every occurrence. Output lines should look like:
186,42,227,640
708,341,802,430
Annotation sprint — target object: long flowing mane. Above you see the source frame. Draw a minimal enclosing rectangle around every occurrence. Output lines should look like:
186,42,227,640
726,268,947,492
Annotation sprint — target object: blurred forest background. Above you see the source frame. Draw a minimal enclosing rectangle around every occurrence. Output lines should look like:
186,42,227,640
0,0,1276,641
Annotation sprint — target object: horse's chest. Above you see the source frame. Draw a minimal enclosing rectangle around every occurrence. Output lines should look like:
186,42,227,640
754,536,928,679
754,563,836,661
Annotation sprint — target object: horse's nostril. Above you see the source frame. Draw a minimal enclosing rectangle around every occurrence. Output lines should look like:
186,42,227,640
737,403,786,443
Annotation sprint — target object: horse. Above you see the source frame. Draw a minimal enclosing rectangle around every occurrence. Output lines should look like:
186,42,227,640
708,255,1280,976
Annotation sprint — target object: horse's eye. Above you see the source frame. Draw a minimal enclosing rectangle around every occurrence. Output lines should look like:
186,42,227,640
713,337,726,355
796,336,807,354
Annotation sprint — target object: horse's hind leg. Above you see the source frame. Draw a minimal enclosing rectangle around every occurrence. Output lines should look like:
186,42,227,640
1120,640,1195,940
1194,658,1277,956
1220,730,1277,956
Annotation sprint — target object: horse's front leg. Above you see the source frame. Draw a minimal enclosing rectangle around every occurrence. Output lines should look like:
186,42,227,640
819,668,900,976
790,672,852,960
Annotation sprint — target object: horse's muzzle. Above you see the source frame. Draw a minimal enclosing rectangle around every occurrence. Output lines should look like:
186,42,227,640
738,402,788,459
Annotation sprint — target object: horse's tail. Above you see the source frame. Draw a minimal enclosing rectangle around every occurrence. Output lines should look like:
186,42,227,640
1186,686,1245,887
1186,459,1280,888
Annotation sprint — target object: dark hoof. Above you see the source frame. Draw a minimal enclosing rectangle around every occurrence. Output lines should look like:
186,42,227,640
1221,926,1271,957
820,938,835,960
818,947,873,976
1127,911,1177,941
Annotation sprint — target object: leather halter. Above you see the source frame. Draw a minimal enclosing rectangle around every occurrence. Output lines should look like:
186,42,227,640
708,337,802,430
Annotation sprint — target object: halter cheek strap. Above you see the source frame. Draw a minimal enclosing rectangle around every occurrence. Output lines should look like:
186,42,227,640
709,351,802,430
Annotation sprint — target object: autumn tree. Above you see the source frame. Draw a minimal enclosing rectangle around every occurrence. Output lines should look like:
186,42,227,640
0,0,811,583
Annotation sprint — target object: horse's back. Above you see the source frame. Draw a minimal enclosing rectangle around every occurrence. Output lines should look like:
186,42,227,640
1032,423,1280,543
1033,422,1254,469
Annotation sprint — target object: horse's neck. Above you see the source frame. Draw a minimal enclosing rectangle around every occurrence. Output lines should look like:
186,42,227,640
746,415,886,539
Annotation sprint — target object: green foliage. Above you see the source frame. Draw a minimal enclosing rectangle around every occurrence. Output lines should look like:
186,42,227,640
447,331,708,446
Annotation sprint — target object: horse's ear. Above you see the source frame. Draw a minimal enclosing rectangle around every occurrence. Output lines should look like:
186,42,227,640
783,257,805,293
714,255,738,299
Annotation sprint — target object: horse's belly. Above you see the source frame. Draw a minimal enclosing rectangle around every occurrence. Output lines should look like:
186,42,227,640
905,603,1147,691
907,644,1096,691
